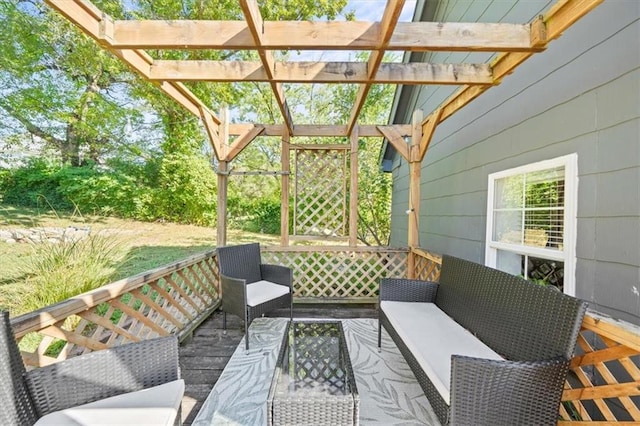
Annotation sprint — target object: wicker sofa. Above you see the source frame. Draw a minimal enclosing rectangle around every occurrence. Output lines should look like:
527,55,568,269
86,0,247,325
378,255,587,426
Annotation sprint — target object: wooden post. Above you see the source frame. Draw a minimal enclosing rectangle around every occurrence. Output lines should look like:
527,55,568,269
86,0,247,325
280,132,290,246
349,126,359,246
407,110,423,278
216,108,229,247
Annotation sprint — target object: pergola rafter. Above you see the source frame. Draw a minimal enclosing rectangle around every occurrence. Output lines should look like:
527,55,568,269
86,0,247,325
43,0,603,248
239,0,294,136
347,0,406,135
149,61,494,85
44,0,602,148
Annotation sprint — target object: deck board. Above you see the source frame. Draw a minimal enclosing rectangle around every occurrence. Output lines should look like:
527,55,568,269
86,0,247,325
179,304,377,425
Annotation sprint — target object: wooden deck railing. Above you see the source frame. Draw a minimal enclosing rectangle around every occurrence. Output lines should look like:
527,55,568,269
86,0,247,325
560,313,640,424
263,246,408,302
9,246,639,423
11,250,221,368
10,246,407,367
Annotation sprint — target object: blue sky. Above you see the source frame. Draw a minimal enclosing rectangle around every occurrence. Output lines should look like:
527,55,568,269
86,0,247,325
289,0,417,62
347,0,417,22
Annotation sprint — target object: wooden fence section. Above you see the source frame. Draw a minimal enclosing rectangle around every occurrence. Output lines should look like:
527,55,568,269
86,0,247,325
263,246,408,302
412,247,442,281
560,313,640,424
11,251,220,369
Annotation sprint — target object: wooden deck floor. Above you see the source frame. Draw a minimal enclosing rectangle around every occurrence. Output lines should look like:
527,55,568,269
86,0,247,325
179,304,377,425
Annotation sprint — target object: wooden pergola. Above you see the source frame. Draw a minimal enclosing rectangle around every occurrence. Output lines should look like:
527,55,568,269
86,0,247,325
45,0,602,268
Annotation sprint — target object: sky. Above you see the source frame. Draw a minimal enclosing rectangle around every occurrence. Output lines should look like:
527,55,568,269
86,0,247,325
348,0,417,22
289,0,417,62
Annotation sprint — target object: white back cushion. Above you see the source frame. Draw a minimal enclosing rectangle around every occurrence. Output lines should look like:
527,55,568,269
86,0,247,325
381,301,503,405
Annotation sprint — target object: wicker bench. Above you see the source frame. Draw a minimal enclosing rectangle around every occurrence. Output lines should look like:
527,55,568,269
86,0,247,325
378,255,587,426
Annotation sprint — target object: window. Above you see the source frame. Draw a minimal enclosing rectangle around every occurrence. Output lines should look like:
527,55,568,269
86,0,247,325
485,154,578,295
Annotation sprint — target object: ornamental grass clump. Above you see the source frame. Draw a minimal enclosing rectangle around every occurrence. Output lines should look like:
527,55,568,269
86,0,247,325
16,232,126,314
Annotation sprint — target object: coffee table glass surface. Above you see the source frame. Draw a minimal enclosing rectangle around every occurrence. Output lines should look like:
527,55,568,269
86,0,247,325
267,321,359,425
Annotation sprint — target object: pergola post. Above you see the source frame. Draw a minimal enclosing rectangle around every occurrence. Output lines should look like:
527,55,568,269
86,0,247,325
280,132,290,246
216,108,229,247
407,110,423,278
349,126,359,247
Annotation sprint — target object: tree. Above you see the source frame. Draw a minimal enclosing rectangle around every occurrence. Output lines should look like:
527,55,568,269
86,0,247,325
0,1,155,166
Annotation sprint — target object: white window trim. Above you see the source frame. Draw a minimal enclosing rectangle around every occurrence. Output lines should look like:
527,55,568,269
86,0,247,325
485,154,578,296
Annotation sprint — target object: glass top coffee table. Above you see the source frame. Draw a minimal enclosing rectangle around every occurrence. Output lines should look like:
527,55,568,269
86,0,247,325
267,321,359,426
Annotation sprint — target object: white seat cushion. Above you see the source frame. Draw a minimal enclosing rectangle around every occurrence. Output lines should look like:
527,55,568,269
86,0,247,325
381,301,503,405
35,379,185,426
246,280,290,307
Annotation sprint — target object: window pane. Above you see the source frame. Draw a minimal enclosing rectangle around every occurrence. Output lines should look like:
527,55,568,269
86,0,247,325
496,250,522,276
495,175,523,209
524,209,564,250
496,251,565,293
526,256,564,293
525,167,564,208
493,210,523,243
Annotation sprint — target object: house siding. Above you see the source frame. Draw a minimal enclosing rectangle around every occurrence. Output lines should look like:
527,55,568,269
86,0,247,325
389,0,640,324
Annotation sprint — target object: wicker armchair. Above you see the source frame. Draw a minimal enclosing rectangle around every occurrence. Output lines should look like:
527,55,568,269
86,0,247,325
0,310,184,426
217,243,293,351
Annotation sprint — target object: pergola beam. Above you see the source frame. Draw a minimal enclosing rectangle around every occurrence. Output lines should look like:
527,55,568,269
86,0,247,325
227,124,412,138
150,61,494,85
110,20,536,52
44,0,603,164
239,0,294,136
348,0,406,135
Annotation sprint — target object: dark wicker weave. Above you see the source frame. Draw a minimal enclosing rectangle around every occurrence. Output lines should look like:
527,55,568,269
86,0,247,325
435,255,586,361
217,243,293,350
0,311,38,426
267,321,360,426
449,355,569,426
0,310,183,425
378,255,588,426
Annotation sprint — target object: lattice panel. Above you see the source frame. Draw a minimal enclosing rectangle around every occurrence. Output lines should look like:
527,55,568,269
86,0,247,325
294,149,348,237
263,248,407,300
413,249,442,282
16,254,221,368
560,313,640,424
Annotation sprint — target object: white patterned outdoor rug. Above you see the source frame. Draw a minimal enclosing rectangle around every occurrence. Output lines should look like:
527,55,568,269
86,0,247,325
192,318,439,426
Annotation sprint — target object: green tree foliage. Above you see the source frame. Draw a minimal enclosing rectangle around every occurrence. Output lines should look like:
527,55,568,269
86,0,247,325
152,152,217,225
0,1,150,166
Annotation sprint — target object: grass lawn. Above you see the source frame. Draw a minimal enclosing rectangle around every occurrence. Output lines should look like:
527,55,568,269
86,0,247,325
0,204,278,313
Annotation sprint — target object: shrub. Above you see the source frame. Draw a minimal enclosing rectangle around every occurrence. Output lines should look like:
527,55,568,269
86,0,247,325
0,159,71,210
151,152,217,226
0,155,218,226
230,196,281,234
13,233,126,314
